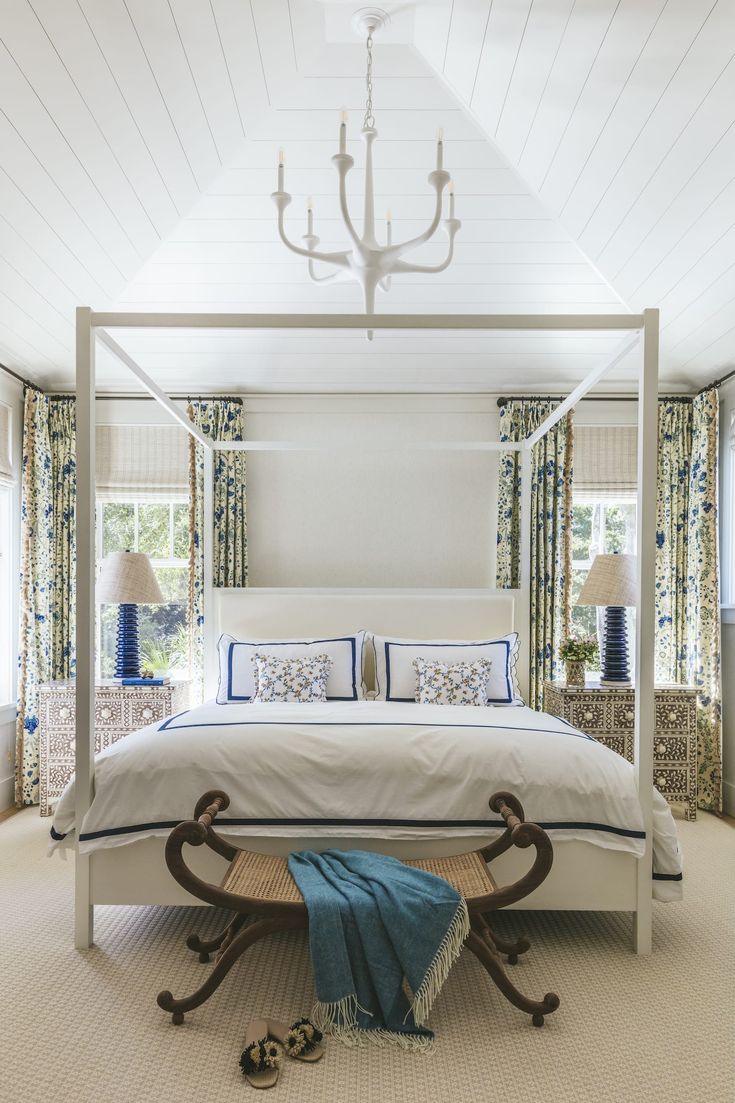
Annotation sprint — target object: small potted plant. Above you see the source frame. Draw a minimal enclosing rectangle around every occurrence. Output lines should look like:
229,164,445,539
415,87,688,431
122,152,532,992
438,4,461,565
559,636,599,687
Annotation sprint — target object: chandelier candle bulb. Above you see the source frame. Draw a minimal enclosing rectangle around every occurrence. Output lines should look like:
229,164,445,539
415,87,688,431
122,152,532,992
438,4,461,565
339,111,347,154
437,128,444,171
277,148,285,191
386,208,392,246
449,180,455,219
307,197,314,235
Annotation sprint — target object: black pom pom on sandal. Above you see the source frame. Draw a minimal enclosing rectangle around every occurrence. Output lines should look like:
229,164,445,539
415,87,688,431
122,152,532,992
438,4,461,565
239,1019,284,1089
268,1017,325,1063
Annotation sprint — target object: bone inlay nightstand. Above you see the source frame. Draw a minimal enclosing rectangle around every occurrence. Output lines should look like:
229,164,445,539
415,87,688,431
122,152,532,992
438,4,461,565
543,681,697,821
39,679,189,816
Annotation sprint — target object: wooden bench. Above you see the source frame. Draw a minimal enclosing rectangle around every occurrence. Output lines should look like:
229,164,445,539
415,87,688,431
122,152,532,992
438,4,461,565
157,790,560,1028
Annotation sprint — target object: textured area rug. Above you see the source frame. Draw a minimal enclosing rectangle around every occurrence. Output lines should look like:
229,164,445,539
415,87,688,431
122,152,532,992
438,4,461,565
1,810,732,1103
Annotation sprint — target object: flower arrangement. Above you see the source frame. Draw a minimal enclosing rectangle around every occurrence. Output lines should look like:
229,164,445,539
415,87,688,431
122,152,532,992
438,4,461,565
559,637,599,665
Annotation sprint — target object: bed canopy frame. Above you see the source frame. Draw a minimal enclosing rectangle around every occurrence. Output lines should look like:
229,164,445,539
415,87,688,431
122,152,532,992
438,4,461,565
74,307,660,956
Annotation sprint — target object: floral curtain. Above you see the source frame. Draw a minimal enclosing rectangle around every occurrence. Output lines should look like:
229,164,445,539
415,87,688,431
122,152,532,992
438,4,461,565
187,399,248,699
687,390,721,811
15,392,76,806
496,400,573,709
654,401,693,685
655,393,721,810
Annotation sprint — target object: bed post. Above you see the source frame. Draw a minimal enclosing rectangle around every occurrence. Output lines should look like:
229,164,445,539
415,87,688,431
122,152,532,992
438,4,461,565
633,308,658,955
75,307,95,950
518,443,532,704
202,447,216,700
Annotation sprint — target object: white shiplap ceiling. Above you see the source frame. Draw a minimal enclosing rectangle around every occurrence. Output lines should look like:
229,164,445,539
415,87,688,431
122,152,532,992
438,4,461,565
0,0,732,393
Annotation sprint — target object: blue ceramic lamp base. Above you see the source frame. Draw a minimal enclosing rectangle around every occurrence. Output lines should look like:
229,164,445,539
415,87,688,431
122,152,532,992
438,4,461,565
600,605,631,686
115,603,141,679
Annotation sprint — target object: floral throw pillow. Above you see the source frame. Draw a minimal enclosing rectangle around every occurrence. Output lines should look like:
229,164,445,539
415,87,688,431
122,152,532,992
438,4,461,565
412,657,493,707
252,652,333,703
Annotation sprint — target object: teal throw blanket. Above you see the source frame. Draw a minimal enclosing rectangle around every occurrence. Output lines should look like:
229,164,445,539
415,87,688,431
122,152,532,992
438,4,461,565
288,849,469,1051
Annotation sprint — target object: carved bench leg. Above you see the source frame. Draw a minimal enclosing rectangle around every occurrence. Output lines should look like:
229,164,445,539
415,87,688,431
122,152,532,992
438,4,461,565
466,929,560,1027
186,913,246,963
158,916,290,1025
477,914,531,965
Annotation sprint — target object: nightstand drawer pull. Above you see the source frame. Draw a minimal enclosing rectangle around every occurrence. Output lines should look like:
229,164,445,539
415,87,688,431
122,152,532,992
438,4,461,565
667,710,677,723
59,707,70,719
142,707,153,720
100,707,111,719
655,741,666,755
624,710,634,722
583,710,593,721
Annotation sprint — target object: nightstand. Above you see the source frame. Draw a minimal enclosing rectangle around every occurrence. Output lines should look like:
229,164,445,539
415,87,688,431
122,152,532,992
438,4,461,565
543,681,697,821
38,679,189,816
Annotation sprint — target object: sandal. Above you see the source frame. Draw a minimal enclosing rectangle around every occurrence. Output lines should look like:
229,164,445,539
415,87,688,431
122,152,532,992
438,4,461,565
239,1019,283,1089
268,1017,325,1063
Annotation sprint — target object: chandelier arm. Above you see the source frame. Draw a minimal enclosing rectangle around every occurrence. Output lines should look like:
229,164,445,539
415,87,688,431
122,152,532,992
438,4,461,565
391,224,460,276
391,173,450,254
275,211,350,268
307,260,351,284
334,160,363,250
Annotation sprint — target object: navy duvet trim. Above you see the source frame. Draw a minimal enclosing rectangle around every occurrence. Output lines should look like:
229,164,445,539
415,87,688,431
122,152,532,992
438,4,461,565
77,817,645,843
49,826,67,841
157,716,594,740
652,871,683,881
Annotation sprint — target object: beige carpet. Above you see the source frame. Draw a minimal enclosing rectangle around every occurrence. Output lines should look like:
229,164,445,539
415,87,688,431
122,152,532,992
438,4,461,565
1,812,732,1103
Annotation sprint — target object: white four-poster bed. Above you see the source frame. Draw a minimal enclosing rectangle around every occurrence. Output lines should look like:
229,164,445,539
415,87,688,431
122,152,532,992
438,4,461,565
72,308,661,956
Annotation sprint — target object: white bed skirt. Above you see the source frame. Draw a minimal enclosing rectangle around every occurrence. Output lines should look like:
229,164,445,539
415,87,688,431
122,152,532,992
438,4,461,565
87,834,640,911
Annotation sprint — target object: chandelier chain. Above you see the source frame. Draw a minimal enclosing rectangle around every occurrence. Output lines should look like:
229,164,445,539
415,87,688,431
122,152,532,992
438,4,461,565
363,33,375,129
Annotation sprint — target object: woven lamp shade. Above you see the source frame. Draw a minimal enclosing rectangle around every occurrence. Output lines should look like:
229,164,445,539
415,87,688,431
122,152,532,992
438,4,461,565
96,551,164,605
577,553,638,608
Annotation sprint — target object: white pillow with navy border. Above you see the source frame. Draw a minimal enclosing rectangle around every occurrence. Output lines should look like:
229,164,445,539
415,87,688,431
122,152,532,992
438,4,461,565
216,631,366,703
370,633,523,706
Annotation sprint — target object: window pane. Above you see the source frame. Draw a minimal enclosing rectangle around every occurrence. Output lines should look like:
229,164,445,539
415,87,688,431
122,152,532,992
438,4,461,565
570,570,597,638
173,503,189,560
571,503,593,561
140,599,188,677
99,604,120,678
154,565,188,604
103,502,135,555
603,502,637,554
139,503,170,558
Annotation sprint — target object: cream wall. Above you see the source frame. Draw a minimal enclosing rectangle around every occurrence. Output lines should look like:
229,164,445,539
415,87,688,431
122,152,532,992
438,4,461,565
244,395,499,588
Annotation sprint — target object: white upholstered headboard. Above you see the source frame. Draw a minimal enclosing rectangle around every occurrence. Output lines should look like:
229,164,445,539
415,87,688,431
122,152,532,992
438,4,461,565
209,588,519,697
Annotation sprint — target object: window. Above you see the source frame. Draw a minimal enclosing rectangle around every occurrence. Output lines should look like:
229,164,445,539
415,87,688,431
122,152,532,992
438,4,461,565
571,496,637,672
97,500,190,679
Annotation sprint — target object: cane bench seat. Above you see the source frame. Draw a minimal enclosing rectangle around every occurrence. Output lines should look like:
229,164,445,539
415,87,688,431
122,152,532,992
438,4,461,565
220,847,497,907
158,789,559,1029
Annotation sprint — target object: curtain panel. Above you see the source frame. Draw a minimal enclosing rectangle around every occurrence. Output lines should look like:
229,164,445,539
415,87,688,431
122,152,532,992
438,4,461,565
496,400,573,710
655,393,722,810
15,392,76,806
187,399,248,700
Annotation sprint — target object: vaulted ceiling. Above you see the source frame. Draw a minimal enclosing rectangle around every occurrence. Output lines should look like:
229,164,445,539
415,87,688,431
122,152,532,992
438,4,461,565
0,0,733,393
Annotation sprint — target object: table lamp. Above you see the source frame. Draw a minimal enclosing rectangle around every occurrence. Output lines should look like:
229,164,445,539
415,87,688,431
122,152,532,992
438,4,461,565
576,553,638,686
97,550,164,679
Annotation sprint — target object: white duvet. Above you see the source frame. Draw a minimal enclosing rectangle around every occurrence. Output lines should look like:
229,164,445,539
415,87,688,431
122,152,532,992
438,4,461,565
50,700,682,900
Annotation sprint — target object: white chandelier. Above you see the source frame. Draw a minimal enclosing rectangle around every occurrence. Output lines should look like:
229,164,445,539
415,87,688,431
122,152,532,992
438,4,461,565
271,7,460,338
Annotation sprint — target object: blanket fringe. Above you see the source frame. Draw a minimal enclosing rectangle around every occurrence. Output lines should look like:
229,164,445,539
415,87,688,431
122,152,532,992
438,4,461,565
311,996,434,1052
410,897,470,1027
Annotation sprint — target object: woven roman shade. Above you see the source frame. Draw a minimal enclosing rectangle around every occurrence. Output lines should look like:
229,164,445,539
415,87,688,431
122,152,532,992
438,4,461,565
0,402,13,486
574,424,637,499
96,424,188,500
